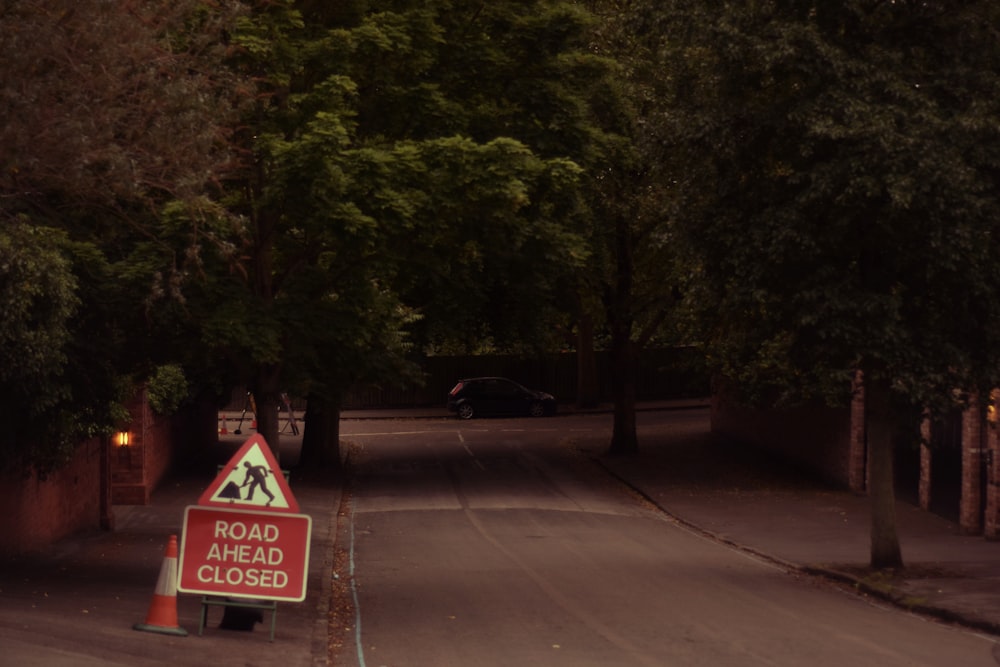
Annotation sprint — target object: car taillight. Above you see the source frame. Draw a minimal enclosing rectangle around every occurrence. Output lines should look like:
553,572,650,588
449,382,464,396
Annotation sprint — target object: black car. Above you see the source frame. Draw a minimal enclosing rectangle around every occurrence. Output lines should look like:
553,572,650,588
447,377,556,420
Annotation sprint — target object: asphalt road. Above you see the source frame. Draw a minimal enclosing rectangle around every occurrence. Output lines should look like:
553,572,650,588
332,411,998,666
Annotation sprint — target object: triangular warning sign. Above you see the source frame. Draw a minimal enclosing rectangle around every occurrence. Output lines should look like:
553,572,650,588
199,434,299,513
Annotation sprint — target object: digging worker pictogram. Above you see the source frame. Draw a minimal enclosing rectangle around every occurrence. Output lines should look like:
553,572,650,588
241,461,275,506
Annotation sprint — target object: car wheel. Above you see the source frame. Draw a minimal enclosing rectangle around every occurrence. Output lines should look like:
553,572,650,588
457,403,475,420
528,401,545,418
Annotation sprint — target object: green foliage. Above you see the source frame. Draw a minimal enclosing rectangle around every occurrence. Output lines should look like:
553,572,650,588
147,365,190,416
0,219,125,473
645,0,1000,414
0,1,250,471
171,0,615,407
0,220,78,410
322,1,614,350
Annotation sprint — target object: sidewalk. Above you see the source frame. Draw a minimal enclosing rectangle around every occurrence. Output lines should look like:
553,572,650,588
2,402,998,667
0,434,340,667
594,413,1000,638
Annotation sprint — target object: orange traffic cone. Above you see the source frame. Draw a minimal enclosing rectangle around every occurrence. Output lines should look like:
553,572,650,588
219,414,228,435
134,535,188,636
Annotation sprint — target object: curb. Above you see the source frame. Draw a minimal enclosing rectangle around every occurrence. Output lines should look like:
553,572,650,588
801,565,1000,638
589,454,1000,639
591,455,800,572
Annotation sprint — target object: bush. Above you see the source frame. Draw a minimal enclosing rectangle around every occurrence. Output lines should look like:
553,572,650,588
147,364,188,415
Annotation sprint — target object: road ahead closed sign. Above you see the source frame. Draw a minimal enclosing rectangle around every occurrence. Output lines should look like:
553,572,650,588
178,505,312,601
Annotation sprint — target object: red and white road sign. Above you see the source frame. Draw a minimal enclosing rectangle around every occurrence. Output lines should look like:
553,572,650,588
199,434,299,513
177,505,312,602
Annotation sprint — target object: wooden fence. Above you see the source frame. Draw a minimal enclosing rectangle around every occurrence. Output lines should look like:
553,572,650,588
225,347,708,411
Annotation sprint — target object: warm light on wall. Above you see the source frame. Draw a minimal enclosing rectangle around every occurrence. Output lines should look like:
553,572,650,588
116,431,130,447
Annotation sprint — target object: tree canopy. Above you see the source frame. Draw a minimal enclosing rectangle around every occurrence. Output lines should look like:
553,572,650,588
638,0,1000,565
0,0,626,469
135,0,622,459
0,0,244,471
1,0,240,214
9,0,999,516
633,0,1000,406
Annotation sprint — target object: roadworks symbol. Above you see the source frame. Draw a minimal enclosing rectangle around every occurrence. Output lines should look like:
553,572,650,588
203,438,293,511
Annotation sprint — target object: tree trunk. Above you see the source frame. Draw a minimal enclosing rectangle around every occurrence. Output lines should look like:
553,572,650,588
254,365,282,464
606,205,639,456
299,392,342,469
576,312,599,409
866,379,904,570
608,339,639,456
249,201,282,460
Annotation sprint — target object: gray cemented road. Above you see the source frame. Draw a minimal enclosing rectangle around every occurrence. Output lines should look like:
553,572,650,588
333,413,998,666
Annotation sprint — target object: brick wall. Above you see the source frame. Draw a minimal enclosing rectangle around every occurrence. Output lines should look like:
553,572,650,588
710,390,853,487
111,387,175,505
919,414,932,511
960,392,984,534
986,415,1000,539
714,381,1000,540
848,371,867,493
0,438,102,555
1,390,212,554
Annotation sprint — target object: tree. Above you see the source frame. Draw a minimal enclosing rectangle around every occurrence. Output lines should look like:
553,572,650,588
1,0,240,214
645,0,1000,568
571,0,692,455
0,0,245,471
0,221,79,471
329,1,620,356
176,0,618,465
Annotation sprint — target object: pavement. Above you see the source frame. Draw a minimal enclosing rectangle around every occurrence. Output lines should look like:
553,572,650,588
590,405,1000,640
1,401,998,667
0,432,339,667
